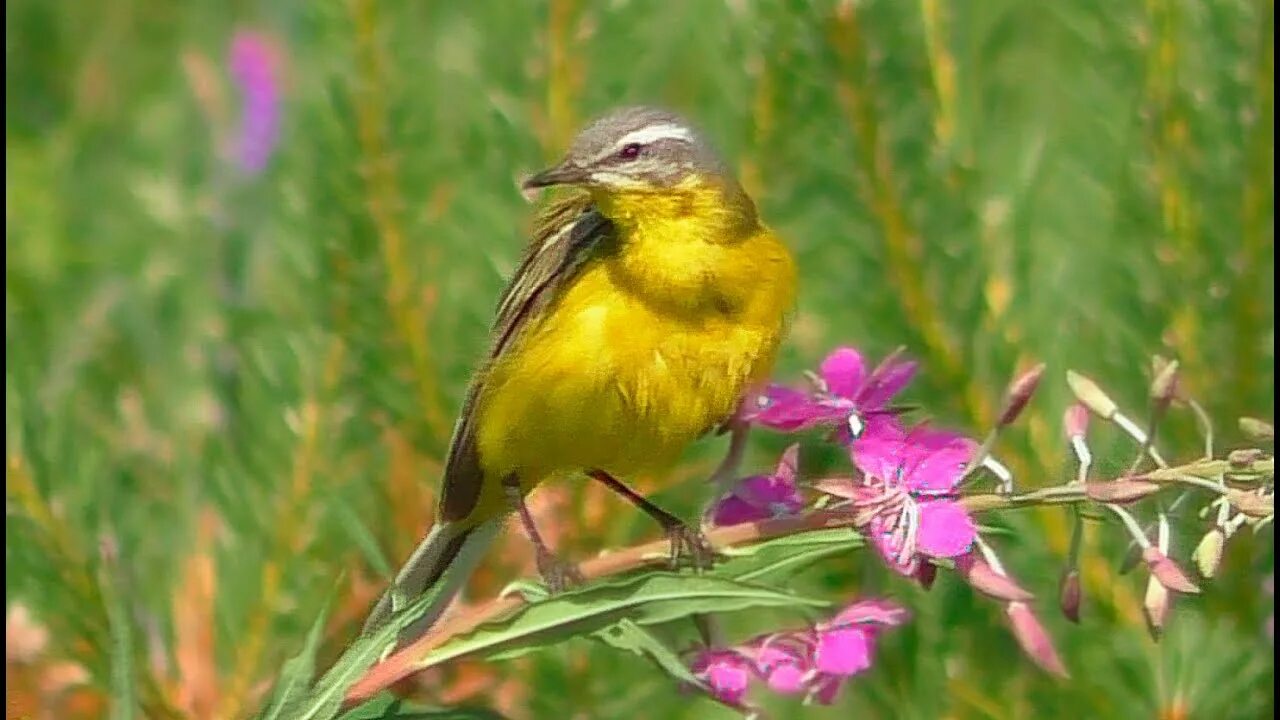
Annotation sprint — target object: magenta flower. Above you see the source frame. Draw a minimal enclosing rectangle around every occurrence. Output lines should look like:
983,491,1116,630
818,418,978,575
689,649,753,705
227,29,282,174
742,347,916,438
709,444,805,526
804,598,909,704
688,598,908,707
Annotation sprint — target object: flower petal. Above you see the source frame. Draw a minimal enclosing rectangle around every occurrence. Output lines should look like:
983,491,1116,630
773,443,800,484
709,493,768,527
745,386,849,432
825,599,910,629
915,500,977,558
813,627,873,676
819,347,868,399
902,429,975,494
856,359,917,409
692,650,753,704
753,645,809,694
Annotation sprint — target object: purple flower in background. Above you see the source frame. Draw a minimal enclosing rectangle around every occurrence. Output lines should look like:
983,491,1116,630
708,444,805,526
687,598,908,707
742,347,916,438
817,417,978,576
227,29,282,174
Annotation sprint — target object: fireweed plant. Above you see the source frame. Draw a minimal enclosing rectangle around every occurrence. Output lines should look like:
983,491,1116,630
268,347,1275,719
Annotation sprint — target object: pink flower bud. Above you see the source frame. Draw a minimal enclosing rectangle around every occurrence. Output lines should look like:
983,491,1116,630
1143,575,1170,640
1059,569,1082,624
1064,404,1089,439
955,552,1034,602
998,363,1046,427
1005,601,1069,678
1083,479,1161,503
1142,547,1200,594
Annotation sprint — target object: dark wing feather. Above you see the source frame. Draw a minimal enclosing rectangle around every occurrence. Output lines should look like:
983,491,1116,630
439,192,612,521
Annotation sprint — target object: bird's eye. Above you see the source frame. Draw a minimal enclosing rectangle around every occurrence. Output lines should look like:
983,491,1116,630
618,143,643,160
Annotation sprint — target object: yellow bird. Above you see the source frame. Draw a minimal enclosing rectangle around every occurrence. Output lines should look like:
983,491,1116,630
365,106,797,638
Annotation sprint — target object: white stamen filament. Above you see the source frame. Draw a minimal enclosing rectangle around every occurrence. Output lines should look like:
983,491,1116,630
1069,436,1092,483
982,456,1014,493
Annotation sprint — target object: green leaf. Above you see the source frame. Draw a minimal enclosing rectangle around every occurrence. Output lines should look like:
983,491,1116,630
416,573,826,671
336,693,509,720
99,551,137,720
711,526,865,583
590,618,708,692
257,594,334,720
290,575,460,720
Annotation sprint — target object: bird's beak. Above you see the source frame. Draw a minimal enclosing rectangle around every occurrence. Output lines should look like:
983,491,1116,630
521,159,589,191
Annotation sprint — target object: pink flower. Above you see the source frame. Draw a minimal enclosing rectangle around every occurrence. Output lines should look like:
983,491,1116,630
687,598,908,707
228,29,282,174
805,599,909,704
743,347,916,437
820,418,979,575
689,649,753,705
709,444,805,526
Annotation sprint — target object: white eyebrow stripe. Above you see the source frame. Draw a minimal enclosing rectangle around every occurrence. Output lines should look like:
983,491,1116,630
612,123,694,149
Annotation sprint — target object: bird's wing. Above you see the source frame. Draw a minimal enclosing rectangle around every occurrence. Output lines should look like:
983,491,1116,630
438,191,612,522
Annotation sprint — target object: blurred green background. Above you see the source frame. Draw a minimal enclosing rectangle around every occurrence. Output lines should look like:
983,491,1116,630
6,0,1274,718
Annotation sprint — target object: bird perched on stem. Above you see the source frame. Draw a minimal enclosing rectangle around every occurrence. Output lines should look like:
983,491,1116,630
364,106,797,642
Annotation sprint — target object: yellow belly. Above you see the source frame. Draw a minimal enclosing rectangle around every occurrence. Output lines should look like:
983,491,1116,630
473,260,785,490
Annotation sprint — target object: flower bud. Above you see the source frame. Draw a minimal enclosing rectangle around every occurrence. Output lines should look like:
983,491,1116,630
1148,356,1180,406
998,363,1046,427
1083,479,1161,503
1063,404,1090,439
1226,488,1274,519
915,561,937,591
1192,527,1225,579
1058,569,1082,624
1239,417,1275,442
1066,371,1118,419
1143,575,1170,640
1227,448,1264,469
1142,547,1200,593
955,552,1034,602
1005,601,1069,678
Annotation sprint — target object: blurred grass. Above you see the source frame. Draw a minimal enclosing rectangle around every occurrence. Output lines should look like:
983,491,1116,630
5,0,1273,718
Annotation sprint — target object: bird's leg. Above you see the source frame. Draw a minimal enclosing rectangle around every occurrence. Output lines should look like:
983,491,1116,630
588,470,716,571
502,474,582,592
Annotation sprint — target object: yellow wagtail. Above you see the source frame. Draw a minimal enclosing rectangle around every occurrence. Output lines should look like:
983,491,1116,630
365,106,797,638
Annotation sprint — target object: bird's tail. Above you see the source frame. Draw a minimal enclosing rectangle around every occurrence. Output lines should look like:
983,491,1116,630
363,517,502,645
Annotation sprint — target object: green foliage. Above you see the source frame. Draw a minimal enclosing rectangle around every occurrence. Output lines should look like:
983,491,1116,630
5,0,1273,718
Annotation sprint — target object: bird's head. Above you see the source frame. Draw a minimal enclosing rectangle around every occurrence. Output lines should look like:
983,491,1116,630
522,106,748,220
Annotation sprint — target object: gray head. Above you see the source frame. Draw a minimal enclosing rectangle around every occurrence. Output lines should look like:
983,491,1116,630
522,106,729,192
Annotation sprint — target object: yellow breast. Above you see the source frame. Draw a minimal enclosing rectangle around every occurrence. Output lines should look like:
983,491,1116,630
474,190,795,490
